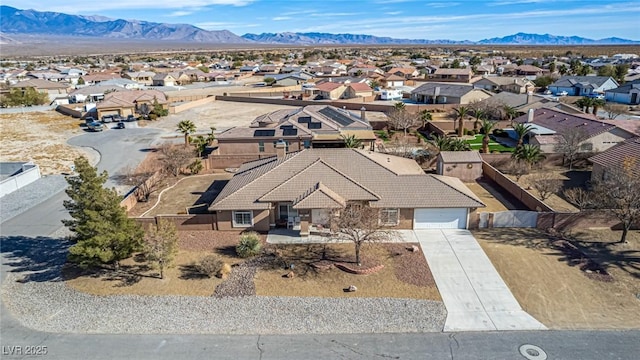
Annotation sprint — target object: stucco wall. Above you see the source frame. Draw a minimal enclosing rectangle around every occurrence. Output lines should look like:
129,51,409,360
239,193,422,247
217,139,304,156
439,161,483,182
0,163,41,197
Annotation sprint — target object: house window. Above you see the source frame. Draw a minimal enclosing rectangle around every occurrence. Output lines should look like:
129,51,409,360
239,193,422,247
232,211,253,227
303,140,311,149
380,208,399,226
258,141,265,152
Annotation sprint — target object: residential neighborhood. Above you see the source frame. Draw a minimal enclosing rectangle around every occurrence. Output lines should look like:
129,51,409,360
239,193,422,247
0,2,639,358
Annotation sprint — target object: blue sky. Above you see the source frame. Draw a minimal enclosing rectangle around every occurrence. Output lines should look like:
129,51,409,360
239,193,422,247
4,0,640,40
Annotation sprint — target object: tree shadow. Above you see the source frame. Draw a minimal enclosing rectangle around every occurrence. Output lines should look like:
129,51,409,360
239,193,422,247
214,245,238,257
190,180,228,214
178,264,209,280
0,235,71,282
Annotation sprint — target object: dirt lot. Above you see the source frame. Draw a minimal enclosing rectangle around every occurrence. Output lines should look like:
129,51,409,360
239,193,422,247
66,231,441,301
143,173,233,216
255,242,440,300
465,182,509,212
474,228,640,329
0,111,91,174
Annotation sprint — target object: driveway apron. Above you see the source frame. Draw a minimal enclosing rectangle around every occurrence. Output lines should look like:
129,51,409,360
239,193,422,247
414,229,547,332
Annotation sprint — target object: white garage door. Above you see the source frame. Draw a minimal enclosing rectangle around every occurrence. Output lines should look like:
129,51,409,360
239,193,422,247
414,208,468,229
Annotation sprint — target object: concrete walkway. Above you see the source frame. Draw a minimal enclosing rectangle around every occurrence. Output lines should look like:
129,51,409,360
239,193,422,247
411,229,547,332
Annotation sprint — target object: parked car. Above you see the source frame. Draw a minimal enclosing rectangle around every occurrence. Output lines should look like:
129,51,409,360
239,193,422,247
115,121,125,129
588,93,605,99
87,121,104,132
557,91,568,96
101,115,114,123
112,115,125,122
543,89,552,95
84,116,96,125
126,114,137,122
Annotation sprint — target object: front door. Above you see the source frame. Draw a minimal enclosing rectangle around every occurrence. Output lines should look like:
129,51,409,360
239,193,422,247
278,203,298,220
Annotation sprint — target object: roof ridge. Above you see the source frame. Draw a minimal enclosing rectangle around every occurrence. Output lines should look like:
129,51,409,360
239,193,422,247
428,174,485,207
313,156,381,199
351,149,403,176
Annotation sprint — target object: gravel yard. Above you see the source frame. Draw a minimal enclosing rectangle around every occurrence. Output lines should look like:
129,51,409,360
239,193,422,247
1,229,446,334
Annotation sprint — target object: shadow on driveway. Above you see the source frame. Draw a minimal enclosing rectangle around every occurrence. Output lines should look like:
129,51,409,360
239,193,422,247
1,235,71,282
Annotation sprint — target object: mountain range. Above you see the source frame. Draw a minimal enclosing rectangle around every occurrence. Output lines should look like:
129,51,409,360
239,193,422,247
1,5,637,45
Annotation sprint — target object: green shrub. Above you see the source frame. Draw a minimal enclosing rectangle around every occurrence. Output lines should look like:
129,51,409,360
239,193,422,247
236,232,262,258
464,129,476,136
188,159,203,174
148,113,158,121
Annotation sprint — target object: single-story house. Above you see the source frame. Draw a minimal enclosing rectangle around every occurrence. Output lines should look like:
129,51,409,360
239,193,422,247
216,105,376,157
314,82,347,100
472,77,535,94
208,148,485,235
95,89,168,119
548,76,619,97
436,151,483,182
80,73,122,85
387,67,420,79
344,82,374,98
411,83,493,104
269,72,313,87
152,73,176,87
604,79,640,105
382,74,405,88
428,68,474,83
589,137,640,182
513,108,636,153
123,71,156,86
9,79,70,102
515,65,544,77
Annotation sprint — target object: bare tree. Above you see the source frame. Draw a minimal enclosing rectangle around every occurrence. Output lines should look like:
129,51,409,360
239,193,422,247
528,171,562,201
123,162,163,202
591,157,640,243
506,160,529,182
330,203,397,266
386,107,419,138
563,187,593,210
144,219,179,279
554,128,589,170
159,143,194,177
603,103,628,120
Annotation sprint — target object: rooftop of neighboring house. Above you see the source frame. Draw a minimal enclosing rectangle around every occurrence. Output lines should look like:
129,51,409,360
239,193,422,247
550,76,618,88
515,65,544,73
589,137,640,177
411,82,482,97
81,73,122,82
209,148,485,211
605,79,640,93
438,151,483,163
96,89,168,109
10,78,70,89
347,82,373,92
315,82,345,91
474,76,533,86
433,68,473,75
513,108,619,139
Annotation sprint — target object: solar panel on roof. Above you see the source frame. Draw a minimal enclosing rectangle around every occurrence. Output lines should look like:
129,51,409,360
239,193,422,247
282,128,298,136
298,116,312,123
253,129,275,137
318,107,355,126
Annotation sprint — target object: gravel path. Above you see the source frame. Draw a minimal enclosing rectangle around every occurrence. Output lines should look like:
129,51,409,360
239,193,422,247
0,175,68,223
1,232,446,334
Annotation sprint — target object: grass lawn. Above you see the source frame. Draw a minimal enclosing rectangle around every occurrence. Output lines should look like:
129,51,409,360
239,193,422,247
465,134,514,153
474,228,640,329
254,242,441,300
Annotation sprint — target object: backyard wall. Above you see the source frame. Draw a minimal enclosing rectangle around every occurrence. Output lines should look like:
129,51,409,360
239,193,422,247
482,161,554,212
537,211,639,231
133,214,218,231
170,96,216,114
0,163,41,197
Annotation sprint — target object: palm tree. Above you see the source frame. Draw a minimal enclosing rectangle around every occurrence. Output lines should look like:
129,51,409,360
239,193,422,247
206,126,216,144
575,97,594,113
393,101,406,111
453,106,469,137
429,135,470,151
503,105,519,126
177,120,196,147
512,144,545,168
512,123,533,148
341,134,363,148
591,98,605,115
191,135,208,157
479,119,498,154
418,109,432,129
472,109,486,132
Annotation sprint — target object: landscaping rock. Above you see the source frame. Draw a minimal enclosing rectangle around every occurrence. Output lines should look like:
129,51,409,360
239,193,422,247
285,271,295,278
347,285,357,292
409,245,420,253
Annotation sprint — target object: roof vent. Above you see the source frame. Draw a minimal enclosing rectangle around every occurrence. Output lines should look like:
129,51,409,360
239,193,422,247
583,122,588,126
387,157,391,162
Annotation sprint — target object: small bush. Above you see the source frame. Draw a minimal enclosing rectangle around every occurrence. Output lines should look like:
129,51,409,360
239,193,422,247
196,255,224,278
236,232,261,258
464,129,476,136
148,113,158,121
218,263,232,278
188,159,203,174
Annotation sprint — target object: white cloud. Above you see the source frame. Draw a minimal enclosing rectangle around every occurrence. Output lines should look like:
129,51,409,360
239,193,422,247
309,12,361,17
272,16,291,21
3,0,254,13
489,0,545,6
385,11,403,15
195,21,260,30
427,2,460,8
167,11,193,17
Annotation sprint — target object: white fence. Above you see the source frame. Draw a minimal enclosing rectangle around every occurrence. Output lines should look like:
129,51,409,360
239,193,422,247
479,210,538,228
0,163,41,197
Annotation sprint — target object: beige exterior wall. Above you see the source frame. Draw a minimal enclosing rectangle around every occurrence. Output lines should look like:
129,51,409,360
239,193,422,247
587,128,632,152
217,139,305,156
216,209,270,232
439,162,483,182
397,208,414,229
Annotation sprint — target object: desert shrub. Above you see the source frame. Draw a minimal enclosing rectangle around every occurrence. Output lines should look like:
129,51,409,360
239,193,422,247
236,232,262,258
148,113,158,120
188,159,203,174
464,129,476,136
218,263,232,278
196,255,224,277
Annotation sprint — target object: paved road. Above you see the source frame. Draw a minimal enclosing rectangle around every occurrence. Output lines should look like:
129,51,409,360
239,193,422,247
67,127,164,190
415,229,546,332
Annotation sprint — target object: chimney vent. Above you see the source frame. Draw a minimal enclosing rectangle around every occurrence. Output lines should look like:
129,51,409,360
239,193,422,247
360,106,366,122
527,108,535,123
275,139,287,159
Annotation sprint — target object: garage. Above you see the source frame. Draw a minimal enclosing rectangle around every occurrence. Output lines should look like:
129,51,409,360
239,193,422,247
413,208,468,229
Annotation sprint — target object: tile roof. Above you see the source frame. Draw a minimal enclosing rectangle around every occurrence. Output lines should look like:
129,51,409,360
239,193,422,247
589,138,640,177
411,82,476,97
513,108,618,139
315,82,344,91
551,76,617,88
433,68,472,75
96,89,168,109
209,149,485,211
11,79,70,89
348,82,373,91
292,182,346,209
438,151,483,163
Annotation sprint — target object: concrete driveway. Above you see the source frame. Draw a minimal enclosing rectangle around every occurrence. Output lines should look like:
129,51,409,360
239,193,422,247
410,229,547,332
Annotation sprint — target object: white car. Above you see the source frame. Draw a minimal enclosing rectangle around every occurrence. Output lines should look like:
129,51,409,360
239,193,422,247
557,91,568,96
543,90,552,95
